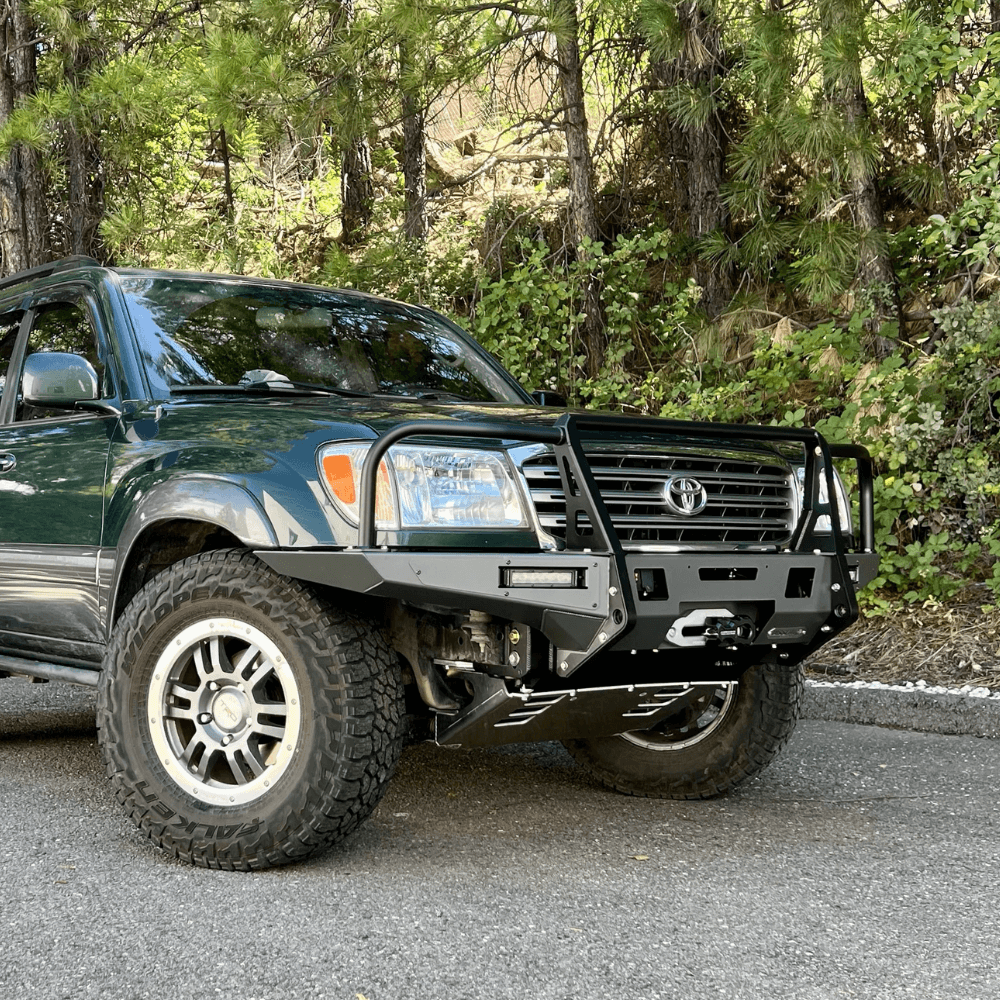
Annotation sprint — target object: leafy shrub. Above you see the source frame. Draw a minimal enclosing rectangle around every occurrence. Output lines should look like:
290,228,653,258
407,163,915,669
471,227,702,404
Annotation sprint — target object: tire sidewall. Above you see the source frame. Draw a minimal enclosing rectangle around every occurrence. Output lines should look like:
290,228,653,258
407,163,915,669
605,672,761,777
113,590,324,834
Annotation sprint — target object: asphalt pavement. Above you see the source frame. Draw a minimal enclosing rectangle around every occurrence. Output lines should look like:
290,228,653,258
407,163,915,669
2,676,999,1000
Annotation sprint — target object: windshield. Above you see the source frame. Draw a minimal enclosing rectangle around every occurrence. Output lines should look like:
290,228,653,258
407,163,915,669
118,275,527,404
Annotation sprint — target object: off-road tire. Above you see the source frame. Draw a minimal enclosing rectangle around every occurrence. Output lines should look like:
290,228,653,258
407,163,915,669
97,549,404,870
563,662,803,799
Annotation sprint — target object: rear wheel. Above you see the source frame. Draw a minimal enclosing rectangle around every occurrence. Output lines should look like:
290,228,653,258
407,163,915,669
98,549,404,870
563,662,802,799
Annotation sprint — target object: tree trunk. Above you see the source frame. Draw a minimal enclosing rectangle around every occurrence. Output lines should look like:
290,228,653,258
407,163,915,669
0,3,50,274
844,84,899,337
334,0,373,245
820,0,899,354
553,0,603,378
341,136,374,245
62,124,104,256
651,1,731,318
60,10,104,259
554,0,598,249
399,40,427,241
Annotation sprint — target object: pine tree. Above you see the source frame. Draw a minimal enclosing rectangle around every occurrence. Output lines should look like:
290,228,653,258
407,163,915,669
0,2,50,272
333,0,375,244
551,0,604,373
645,0,732,318
724,0,899,352
819,0,899,349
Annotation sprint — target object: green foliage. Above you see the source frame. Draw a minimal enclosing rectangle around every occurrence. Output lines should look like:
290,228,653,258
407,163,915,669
320,221,484,313
471,228,702,405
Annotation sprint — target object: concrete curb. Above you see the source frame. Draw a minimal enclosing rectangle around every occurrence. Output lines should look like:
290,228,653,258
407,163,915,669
802,679,1000,738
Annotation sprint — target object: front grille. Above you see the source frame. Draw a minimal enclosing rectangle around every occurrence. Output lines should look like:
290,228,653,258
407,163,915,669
520,449,797,547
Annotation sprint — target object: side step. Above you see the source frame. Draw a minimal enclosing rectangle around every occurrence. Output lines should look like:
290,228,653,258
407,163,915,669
434,674,732,748
0,654,100,687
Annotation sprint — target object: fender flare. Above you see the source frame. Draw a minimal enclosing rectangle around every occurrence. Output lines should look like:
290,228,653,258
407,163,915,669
106,476,279,630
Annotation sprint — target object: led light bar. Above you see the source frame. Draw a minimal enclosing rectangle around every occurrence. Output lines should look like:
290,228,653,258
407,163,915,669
501,567,584,588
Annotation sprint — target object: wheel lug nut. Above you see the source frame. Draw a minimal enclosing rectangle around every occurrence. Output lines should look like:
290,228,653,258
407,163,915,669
208,681,220,691
198,713,212,724
222,734,234,746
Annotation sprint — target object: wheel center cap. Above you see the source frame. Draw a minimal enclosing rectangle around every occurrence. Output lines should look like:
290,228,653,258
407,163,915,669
212,689,249,732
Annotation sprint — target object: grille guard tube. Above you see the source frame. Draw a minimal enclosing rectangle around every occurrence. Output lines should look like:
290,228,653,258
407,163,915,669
356,413,876,555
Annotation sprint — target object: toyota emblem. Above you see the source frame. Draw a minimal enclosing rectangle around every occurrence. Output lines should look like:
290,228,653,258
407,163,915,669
663,477,708,516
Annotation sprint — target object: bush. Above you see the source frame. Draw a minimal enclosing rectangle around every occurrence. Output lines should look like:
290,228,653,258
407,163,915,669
471,227,702,405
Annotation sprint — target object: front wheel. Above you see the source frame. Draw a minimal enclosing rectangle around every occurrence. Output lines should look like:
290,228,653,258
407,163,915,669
97,550,404,870
563,662,802,799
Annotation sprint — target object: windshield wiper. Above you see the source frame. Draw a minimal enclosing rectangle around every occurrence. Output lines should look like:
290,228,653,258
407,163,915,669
171,381,372,399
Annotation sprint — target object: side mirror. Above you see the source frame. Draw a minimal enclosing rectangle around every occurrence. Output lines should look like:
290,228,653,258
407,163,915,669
22,352,99,407
531,390,567,407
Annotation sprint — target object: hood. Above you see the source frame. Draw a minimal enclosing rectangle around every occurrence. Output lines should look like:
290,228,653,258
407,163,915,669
152,393,797,464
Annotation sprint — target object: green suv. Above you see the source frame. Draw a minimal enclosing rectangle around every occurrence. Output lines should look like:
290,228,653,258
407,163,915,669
0,256,877,869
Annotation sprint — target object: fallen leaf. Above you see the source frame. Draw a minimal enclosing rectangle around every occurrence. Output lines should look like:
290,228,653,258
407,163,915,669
630,854,649,861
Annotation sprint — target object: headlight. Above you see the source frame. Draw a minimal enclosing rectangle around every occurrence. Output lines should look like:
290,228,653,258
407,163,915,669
318,442,528,529
795,465,852,535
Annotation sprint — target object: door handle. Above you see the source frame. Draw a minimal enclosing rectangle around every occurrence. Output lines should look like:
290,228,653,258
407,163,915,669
0,453,16,473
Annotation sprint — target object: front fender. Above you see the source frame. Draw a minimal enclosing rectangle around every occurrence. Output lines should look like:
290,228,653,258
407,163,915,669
105,476,280,630
114,475,279,554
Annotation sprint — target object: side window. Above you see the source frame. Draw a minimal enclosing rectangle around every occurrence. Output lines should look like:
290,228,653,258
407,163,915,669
0,312,23,402
19,302,106,421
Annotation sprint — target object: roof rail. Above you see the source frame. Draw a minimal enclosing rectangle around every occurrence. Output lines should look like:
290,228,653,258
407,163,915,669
0,255,103,293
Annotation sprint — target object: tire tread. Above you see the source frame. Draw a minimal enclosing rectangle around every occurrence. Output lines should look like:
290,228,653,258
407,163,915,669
563,662,803,800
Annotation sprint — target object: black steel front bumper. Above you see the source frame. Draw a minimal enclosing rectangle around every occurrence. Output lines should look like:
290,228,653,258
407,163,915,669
256,412,878,680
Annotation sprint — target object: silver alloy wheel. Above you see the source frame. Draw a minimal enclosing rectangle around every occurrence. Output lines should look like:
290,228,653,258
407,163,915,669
147,617,302,807
620,682,737,751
